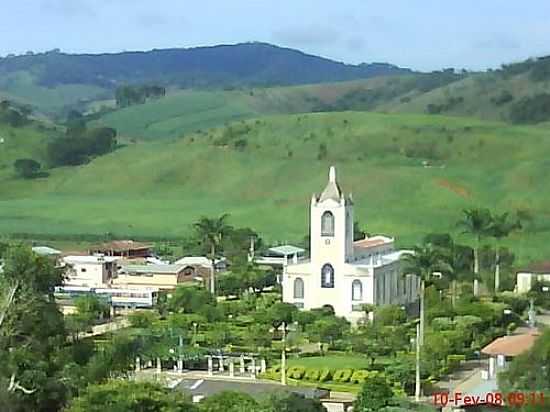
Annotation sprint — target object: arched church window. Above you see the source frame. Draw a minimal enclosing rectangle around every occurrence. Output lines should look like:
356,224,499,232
321,264,334,288
293,277,304,299
352,279,363,301
321,211,335,236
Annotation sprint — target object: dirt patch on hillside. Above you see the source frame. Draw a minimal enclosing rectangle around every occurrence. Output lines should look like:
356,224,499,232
436,178,471,198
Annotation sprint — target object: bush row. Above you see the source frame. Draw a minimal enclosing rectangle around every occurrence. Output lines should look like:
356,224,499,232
263,366,384,384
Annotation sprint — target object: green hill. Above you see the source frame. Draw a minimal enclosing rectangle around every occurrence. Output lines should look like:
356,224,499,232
0,43,411,115
92,78,401,139
1,111,550,264
92,57,550,141
0,121,60,180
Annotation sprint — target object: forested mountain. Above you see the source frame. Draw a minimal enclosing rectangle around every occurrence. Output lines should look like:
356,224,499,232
0,42,410,90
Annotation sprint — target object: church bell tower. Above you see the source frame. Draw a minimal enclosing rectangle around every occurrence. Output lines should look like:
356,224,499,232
310,166,354,271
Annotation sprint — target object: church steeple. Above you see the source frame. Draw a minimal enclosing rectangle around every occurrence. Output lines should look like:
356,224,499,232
319,166,343,202
329,166,336,182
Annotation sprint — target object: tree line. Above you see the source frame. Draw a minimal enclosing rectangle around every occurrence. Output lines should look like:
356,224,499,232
12,109,118,179
0,100,31,128
115,85,166,108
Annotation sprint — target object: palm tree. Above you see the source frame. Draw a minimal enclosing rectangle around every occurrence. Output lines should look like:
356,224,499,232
488,212,520,293
401,242,452,401
193,214,232,295
401,243,452,346
457,208,492,297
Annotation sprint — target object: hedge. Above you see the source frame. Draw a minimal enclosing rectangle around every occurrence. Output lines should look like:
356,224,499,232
350,370,371,384
287,366,306,379
319,367,332,382
333,369,354,383
305,368,321,381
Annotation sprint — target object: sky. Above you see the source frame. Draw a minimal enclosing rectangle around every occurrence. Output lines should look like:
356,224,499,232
1,0,550,71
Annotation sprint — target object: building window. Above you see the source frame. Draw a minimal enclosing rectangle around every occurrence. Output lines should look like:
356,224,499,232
321,211,335,236
321,264,334,288
352,280,363,301
293,277,304,299
81,268,87,272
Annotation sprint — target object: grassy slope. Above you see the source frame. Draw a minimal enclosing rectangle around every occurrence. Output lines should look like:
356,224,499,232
94,70,550,142
0,122,60,178
0,71,109,114
92,78,397,139
1,111,550,265
382,72,550,120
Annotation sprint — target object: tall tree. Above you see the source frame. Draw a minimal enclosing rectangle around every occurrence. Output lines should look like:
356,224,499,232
488,212,520,293
0,244,67,411
424,233,472,307
401,242,452,400
193,214,232,295
401,242,452,347
65,380,197,412
457,208,492,296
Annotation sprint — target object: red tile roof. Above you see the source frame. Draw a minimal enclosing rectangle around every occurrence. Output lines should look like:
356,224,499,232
90,240,152,252
354,237,391,248
519,261,550,274
481,330,539,357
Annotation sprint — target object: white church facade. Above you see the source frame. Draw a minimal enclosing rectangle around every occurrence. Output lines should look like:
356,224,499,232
282,167,419,323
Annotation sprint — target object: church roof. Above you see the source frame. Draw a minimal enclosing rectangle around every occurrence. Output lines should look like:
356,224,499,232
354,235,394,249
319,166,343,202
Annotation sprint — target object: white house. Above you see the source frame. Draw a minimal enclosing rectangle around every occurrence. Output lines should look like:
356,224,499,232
516,261,550,294
282,166,419,323
62,255,118,287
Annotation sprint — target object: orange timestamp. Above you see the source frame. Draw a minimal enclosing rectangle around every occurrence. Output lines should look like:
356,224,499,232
432,391,545,407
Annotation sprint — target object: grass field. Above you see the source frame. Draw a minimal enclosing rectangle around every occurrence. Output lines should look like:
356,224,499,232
92,78,397,140
2,111,550,265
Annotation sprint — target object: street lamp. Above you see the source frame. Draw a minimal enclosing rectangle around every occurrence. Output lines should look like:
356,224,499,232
192,322,198,347
415,322,421,402
282,321,287,386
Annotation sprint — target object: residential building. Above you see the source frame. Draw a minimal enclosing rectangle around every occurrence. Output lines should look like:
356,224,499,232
113,264,197,290
32,246,61,257
251,245,306,268
516,260,550,293
481,329,540,380
62,255,118,287
88,240,152,259
282,166,419,323
173,256,227,279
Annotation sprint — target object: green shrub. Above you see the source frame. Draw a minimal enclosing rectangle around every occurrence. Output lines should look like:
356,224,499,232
234,138,248,151
287,366,306,380
350,370,371,384
304,368,321,381
319,368,332,382
261,367,281,380
333,368,353,383
447,354,466,371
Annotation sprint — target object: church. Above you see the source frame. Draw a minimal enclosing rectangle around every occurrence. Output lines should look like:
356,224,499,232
282,166,419,323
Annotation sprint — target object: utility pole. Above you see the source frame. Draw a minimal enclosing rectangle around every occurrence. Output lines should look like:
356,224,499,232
415,322,421,402
281,321,287,385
